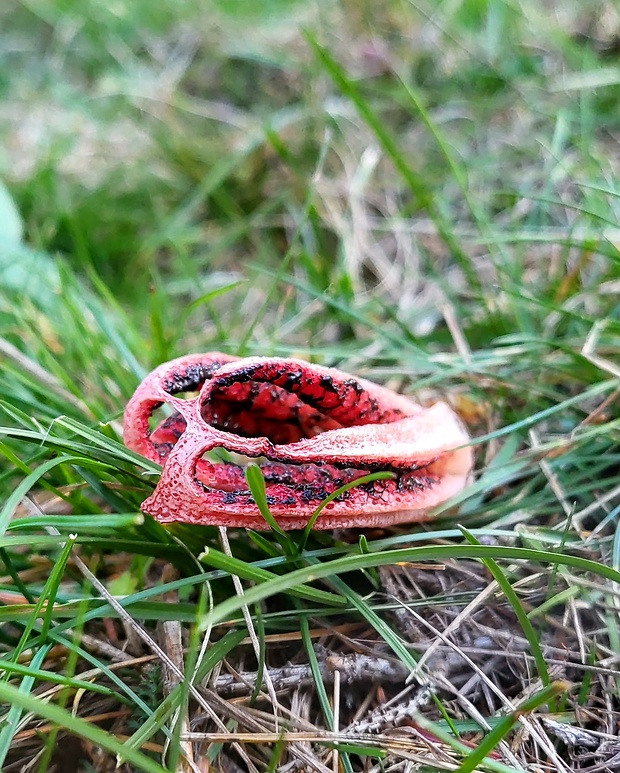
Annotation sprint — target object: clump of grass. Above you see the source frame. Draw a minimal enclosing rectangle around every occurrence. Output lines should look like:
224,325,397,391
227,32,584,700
0,0,619,770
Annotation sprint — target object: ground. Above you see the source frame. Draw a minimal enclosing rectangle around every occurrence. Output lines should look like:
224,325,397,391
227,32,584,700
0,1,619,771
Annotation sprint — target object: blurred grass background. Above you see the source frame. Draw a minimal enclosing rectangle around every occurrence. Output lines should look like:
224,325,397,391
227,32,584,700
2,0,619,321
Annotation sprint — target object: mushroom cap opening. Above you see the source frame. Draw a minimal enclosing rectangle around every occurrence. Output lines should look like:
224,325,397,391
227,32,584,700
123,353,473,530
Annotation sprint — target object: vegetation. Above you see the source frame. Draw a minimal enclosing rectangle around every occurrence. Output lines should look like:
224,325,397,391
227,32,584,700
0,0,619,770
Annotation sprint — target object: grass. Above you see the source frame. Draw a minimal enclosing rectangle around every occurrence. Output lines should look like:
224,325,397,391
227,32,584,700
1,0,620,770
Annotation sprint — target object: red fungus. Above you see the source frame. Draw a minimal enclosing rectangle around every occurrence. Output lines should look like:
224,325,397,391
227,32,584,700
123,353,473,530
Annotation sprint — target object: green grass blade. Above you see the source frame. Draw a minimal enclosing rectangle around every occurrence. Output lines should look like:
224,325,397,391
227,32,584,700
0,455,105,537
298,471,395,553
245,463,294,552
455,681,569,773
0,660,115,694
459,526,550,687
199,544,620,630
199,545,346,608
0,680,168,773
305,34,481,292
0,646,51,768
8,536,76,664
124,628,246,752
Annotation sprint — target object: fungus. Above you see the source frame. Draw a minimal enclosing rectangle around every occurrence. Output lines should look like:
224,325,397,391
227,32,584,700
123,353,473,530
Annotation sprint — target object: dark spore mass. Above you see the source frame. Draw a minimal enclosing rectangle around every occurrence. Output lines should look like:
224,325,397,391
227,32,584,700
221,490,253,505
266,493,296,506
281,369,303,390
164,362,222,395
299,483,330,503
344,377,364,397
397,473,432,492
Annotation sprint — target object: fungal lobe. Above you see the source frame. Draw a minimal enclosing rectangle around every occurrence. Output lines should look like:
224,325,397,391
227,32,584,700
123,353,473,530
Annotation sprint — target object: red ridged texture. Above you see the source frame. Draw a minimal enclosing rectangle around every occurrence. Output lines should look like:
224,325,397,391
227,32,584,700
123,353,473,530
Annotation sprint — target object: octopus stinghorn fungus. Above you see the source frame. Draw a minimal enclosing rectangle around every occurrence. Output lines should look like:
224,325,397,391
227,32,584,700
123,353,473,530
